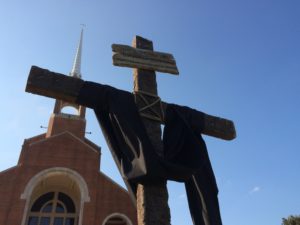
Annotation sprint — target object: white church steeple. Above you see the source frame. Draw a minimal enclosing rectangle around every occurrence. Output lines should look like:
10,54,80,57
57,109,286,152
70,28,84,79
47,27,87,139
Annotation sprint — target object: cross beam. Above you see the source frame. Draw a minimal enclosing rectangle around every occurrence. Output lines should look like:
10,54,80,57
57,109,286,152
112,43,179,75
26,66,236,141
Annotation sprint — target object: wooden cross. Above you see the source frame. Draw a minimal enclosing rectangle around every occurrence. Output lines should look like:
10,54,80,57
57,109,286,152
125,36,172,225
25,36,236,225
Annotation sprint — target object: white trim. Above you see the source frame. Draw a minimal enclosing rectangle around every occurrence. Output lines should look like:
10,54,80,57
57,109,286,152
20,167,90,225
102,212,133,225
29,131,99,153
0,165,17,174
99,172,128,194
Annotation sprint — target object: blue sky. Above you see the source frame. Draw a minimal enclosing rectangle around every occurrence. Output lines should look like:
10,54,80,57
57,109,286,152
0,1,299,225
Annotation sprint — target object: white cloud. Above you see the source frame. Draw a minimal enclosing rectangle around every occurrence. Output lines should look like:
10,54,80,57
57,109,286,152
249,186,261,194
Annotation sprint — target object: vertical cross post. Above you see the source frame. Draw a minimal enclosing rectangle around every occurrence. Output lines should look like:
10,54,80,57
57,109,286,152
133,36,171,225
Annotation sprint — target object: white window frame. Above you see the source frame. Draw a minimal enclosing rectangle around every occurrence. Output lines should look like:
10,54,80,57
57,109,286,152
20,167,90,225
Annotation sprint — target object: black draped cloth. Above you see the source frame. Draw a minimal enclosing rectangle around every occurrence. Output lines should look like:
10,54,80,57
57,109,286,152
76,81,222,225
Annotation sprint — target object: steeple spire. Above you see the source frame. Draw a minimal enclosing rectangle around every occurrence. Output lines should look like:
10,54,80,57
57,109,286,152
70,28,84,78
46,27,87,139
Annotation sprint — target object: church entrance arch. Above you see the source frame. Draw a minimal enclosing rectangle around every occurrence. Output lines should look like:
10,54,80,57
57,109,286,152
20,167,90,225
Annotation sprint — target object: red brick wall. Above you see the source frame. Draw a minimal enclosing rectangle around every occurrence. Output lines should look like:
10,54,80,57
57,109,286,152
0,131,137,225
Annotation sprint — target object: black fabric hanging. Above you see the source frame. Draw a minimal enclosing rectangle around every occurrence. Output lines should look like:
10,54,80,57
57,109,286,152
76,81,222,225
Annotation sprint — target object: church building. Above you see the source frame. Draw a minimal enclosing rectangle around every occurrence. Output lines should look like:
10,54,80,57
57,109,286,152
0,29,137,225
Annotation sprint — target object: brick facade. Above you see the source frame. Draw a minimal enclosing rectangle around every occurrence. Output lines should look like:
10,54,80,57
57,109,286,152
0,102,137,225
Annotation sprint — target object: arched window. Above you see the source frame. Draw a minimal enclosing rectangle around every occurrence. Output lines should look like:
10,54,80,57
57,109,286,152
102,213,133,225
21,167,90,225
27,191,77,225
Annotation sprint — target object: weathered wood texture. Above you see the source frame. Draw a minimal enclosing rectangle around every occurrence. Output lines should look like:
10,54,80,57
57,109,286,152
112,44,179,75
203,113,236,140
26,66,83,103
25,66,236,140
132,36,171,225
